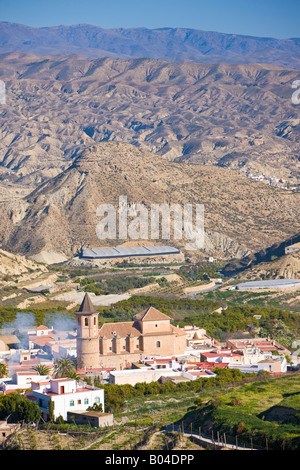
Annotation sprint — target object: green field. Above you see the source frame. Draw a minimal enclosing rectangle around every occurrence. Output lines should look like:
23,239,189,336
180,373,300,450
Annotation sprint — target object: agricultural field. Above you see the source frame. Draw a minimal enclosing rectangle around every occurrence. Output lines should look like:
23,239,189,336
201,287,300,313
5,372,299,451
180,373,300,450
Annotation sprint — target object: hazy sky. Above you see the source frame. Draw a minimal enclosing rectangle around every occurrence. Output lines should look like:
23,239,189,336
0,0,299,39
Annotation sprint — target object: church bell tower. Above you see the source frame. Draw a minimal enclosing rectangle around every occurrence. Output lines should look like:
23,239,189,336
75,293,100,369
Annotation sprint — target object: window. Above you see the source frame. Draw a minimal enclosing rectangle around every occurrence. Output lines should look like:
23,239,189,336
77,399,81,405
84,398,89,405
94,317,96,325
70,400,74,407
85,318,88,326
156,341,161,348
94,397,100,403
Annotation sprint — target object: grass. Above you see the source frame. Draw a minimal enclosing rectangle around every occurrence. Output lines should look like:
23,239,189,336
180,374,300,450
5,374,300,450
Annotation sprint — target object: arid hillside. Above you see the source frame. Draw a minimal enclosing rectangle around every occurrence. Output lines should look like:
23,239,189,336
0,142,299,263
223,231,300,277
0,248,47,277
0,53,299,185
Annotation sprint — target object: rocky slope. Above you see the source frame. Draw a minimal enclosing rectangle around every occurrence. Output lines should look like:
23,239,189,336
223,232,300,277
0,53,299,185
1,23,300,68
0,248,47,277
238,253,300,280
0,142,299,262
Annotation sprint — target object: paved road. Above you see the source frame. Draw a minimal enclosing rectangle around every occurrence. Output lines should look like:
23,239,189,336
187,283,223,298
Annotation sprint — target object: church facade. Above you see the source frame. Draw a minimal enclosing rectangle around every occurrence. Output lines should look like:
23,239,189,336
75,293,187,370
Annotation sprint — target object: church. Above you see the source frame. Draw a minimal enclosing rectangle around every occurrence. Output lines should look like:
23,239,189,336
75,293,187,370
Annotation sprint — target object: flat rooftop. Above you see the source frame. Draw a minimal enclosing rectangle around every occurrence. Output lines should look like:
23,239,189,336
81,245,180,259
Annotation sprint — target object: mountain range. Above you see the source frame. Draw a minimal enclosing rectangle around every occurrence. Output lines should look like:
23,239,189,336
1,22,300,69
1,23,300,269
0,52,299,186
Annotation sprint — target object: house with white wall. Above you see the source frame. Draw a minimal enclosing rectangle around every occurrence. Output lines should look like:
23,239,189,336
27,378,105,421
228,356,287,374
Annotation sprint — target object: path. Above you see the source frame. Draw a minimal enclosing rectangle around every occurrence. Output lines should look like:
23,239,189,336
164,425,256,450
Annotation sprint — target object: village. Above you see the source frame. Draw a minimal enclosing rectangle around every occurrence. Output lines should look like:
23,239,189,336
0,291,296,444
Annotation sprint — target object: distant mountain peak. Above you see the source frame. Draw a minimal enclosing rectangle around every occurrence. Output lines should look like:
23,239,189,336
0,22,299,68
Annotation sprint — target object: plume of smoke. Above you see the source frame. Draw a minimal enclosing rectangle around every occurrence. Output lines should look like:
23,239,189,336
44,312,76,332
2,312,36,332
1,312,36,349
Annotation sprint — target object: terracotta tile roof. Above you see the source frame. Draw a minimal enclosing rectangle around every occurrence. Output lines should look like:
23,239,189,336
29,336,55,347
171,325,187,336
99,321,141,339
134,306,170,322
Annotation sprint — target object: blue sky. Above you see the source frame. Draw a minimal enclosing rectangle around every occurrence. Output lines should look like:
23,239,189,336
0,0,299,39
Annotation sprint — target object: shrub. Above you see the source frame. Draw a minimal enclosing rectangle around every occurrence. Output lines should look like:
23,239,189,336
230,398,242,407
236,422,246,435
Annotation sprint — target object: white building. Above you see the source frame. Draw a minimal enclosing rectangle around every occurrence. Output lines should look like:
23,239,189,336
228,355,287,374
28,378,105,421
109,367,216,386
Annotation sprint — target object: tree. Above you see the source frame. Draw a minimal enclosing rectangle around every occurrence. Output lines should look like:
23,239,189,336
48,398,54,422
0,362,8,378
87,403,103,412
0,392,41,424
66,370,81,381
53,357,77,379
194,397,204,407
33,364,51,376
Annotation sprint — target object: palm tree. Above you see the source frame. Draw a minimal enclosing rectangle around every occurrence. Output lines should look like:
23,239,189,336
67,370,81,381
0,362,8,378
53,357,77,379
33,364,52,376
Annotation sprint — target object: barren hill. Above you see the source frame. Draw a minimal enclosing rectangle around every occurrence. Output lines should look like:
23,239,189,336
1,142,299,262
223,232,300,276
0,53,299,185
0,248,47,277
238,253,300,280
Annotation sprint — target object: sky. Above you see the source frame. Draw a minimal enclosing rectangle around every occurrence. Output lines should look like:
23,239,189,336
0,0,299,39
